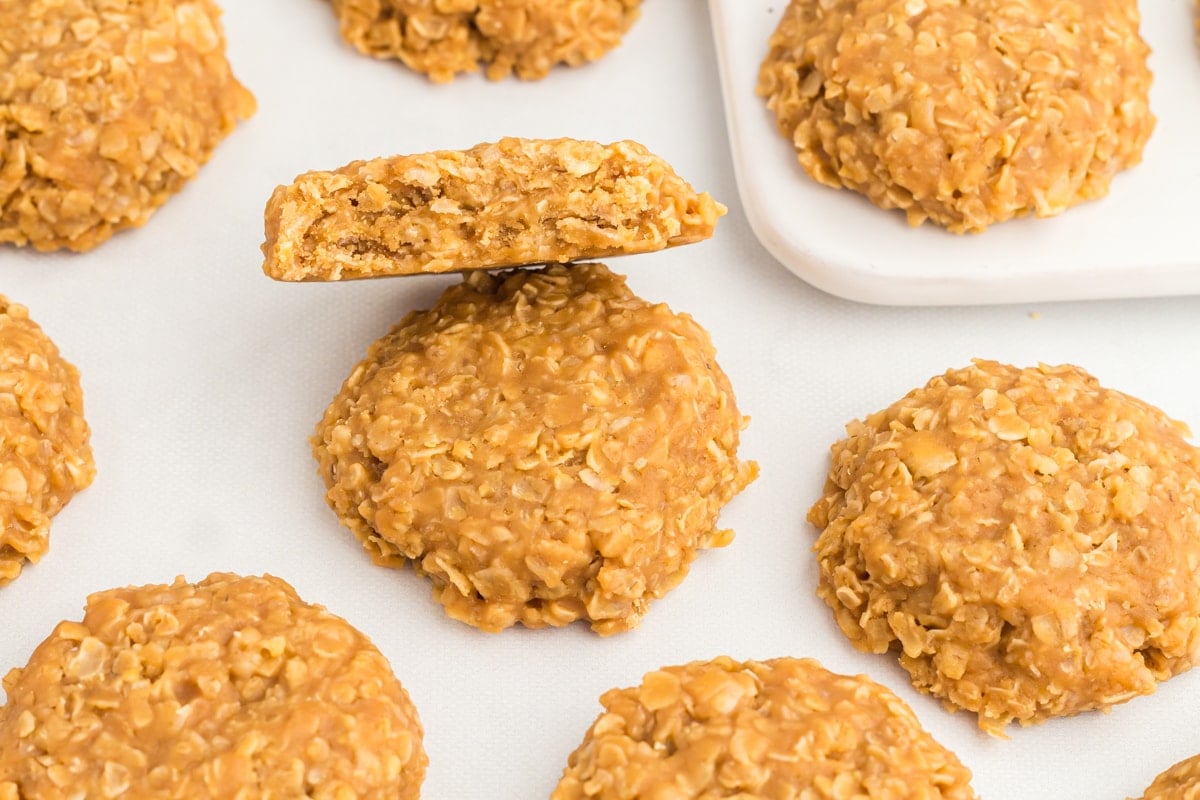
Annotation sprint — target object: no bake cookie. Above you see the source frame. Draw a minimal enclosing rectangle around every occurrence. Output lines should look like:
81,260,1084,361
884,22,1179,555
1138,753,1200,800
552,656,978,799
0,0,255,252
313,263,755,635
331,0,642,82
262,138,723,281
0,573,427,799
809,361,1200,734
757,0,1154,232
0,297,94,586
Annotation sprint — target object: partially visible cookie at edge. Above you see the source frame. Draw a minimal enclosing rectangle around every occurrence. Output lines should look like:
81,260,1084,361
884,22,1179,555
0,0,256,252
809,360,1200,735
552,656,979,799
262,137,724,282
757,0,1154,232
331,0,642,82
0,572,427,799
0,297,94,586
1136,753,1200,800
313,263,756,635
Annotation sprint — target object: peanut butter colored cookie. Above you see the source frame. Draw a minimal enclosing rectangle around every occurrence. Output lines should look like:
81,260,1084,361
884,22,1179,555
552,656,978,800
331,0,641,82
0,0,255,252
314,263,756,635
1137,753,1200,800
758,0,1154,232
0,573,427,799
262,138,724,282
0,297,94,586
809,361,1200,735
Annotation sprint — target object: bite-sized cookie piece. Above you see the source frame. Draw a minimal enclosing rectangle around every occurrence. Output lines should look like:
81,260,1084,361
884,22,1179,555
0,298,94,586
757,0,1154,233
331,0,641,82
314,263,756,635
553,656,978,799
262,138,723,282
1137,753,1200,800
0,0,255,252
0,573,427,799
809,361,1200,735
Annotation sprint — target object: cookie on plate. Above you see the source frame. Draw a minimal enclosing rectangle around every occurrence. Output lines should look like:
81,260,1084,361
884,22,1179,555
0,573,427,799
331,0,642,82
0,297,94,586
0,0,255,252
262,138,723,281
1137,753,1200,800
314,263,756,635
552,656,978,799
809,360,1200,735
757,0,1154,232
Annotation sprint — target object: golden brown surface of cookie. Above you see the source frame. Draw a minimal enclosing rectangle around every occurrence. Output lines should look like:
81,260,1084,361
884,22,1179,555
262,138,724,282
0,573,427,799
314,263,756,635
0,297,94,586
809,361,1200,735
0,0,256,252
1138,754,1200,800
331,0,641,82
757,0,1154,233
552,656,978,799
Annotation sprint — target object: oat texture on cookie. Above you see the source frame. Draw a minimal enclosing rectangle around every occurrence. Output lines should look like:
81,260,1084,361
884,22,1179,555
262,138,724,282
1137,753,1200,800
0,297,94,587
331,0,642,82
0,573,427,799
314,263,756,635
0,0,256,252
809,361,1200,735
552,656,978,799
757,0,1154,232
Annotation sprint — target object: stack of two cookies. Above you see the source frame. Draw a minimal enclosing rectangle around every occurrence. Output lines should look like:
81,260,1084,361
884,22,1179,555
261,136,757,638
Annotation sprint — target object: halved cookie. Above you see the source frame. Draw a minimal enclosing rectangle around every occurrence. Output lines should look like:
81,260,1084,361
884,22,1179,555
262,138,723,281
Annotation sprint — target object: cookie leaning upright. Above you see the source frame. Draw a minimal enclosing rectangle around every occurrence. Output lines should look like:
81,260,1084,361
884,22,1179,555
314,263,756,635
0,298,94,586
0,573,427,799
0,0,255,252
262,138,724,281
331,0,642,82
808,361,1200,735
757,0,1154,232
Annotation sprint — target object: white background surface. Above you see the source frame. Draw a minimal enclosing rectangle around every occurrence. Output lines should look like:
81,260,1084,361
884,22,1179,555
1,1,1198,798
712,0,1200,305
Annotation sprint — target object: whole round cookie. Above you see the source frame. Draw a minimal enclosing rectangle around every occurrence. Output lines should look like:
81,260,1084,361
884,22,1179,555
332,0,642,82
0,0,255,252
1138,753,1200,800
314,263,756,635
0,573,427,799
0,297,94,586
757,0,1154,232
552,656,978,799
809,361,1200,734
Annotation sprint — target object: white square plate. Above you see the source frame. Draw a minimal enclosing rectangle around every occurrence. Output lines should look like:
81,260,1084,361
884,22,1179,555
708,0,1200,305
